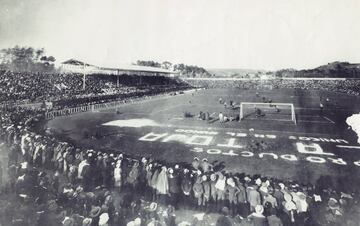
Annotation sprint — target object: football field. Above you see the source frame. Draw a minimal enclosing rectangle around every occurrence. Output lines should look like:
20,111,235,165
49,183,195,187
46,88,360,191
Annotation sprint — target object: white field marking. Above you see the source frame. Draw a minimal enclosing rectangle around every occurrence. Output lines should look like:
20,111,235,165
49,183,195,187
102,119,161,128
244,117,331,124
171,117,184,120
152,104,185,114
323,116,336,124
336,145,360,149
161,123,334,137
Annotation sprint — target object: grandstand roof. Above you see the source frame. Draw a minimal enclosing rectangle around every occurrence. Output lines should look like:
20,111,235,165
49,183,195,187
61,59,177,75
99,64,176,74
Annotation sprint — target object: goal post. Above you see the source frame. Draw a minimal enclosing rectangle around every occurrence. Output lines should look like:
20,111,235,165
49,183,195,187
239,102,297,125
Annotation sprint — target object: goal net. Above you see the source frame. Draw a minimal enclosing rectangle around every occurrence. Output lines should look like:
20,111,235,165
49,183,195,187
239,102,296,124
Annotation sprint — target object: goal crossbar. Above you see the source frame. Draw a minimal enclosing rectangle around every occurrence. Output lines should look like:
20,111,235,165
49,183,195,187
239,102,296,125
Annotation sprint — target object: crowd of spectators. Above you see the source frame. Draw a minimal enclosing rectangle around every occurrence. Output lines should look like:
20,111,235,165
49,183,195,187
0,70,190,105
1,105,359,226
1,70,360,225
186,79,360,96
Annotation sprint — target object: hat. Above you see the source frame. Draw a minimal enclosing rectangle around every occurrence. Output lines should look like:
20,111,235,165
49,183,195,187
202,158,208,162
82,218,92,226
168,168,174,174
221,207,230,215
62,217,75,226
328,198,340,209
149,202,158,212
134,218,141,225
202,175,207,182
279,183,285,190
167,205,175,214
226,178,235,187
255,178,262,186
210,174,217,181
48,199,58,212
193,157,199,161
20,162,28,169
174,164,179,169
255,205,264,214
99,213,109,225
89,206,101,218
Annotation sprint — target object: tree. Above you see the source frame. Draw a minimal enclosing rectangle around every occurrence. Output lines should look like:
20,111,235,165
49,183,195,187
161,61,172,70
0,46,56,72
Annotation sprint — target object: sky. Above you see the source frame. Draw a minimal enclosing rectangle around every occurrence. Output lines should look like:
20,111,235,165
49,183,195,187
0,0,359,70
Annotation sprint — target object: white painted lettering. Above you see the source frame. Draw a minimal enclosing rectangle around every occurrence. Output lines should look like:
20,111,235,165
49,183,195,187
265,135,277,139
236,133,247,137
296,142,334,156
139,132,168,142
280,154,298,161
186,135,213,146
259,153,278,159
306,156,326,163
161,134,189,143
207,149,222,155
335,139,349,144
222,150,239,156
327,157,347,165
255,134,265,138
241,151,254,157
190,147,204,153
217,138,244,149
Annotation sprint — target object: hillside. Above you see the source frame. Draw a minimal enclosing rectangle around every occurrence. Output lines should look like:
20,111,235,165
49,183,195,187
275,62,360,78
207,68,269,78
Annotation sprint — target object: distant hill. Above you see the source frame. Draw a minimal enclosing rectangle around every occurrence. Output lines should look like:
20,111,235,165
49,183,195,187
207,68,269,78
275,62,360,78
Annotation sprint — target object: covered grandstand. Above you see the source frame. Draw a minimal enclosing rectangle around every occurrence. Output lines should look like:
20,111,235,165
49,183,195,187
59,58,178,76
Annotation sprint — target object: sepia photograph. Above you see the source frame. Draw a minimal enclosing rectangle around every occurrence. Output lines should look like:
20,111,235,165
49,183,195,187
0,0,360,225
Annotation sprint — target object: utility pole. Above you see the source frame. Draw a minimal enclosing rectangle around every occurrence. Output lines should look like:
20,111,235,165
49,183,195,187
83,62,86,90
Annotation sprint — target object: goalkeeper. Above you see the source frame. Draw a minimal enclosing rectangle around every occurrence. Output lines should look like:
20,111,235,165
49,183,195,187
255,107,265,117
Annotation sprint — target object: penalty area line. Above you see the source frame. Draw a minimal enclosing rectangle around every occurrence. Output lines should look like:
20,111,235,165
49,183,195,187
336,145,360,149
323,116,335,124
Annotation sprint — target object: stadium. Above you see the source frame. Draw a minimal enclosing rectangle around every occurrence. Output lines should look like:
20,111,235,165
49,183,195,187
1,1,360,226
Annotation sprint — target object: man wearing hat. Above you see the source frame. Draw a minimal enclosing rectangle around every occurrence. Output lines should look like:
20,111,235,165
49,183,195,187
179,168,193,209
209,173,218,212
193,175,204,210
216,207,232,226
247,183,261,212
168,167,181,209
99,213,109,226
247,205,267,226
215,172,226,212
200,158,213,173
226,177,240,217
89,205,101,225
202,175,211,211
82,218,92,226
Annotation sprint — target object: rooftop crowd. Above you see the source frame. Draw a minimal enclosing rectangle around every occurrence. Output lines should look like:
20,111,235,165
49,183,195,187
186,79,360,96
0,105,359,226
